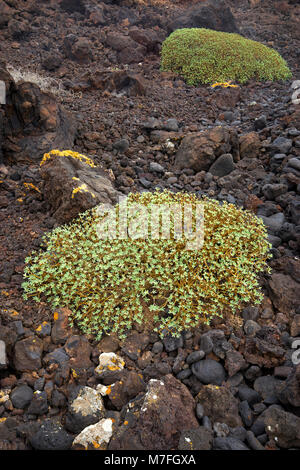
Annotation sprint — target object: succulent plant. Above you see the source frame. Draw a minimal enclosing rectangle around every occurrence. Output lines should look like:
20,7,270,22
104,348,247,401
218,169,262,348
23,189,271,340
160,28,292,85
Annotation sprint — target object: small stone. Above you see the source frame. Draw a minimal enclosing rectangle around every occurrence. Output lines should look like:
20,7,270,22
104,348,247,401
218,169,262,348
209,153,235,177
291,315,300,337
27,391,48,415
65,386,105,434
271,136,292,155
192,359,226,386
244,320,261,337
254,115,267,131
199,335,213,354
139,177,152,189
229,426,247,442
152,342,163,354
51,308,72,345
149,162,164,173
178,427,213,450
264,406,300,448
239,400,253,428
176,369,192,380
162,334,183,353
260,212,285,233
225,350,247,377
196,403,205,421
94,352,125,382
13,336,43,372
254,376,282,403
202,416,212,430
164,118,179,132
244,365,262,382
186,350,205,365
213,422,230,437
33,378,45,392
35,321,51,338
30,419,73,450
113,138,129,153
10,384,33,409
238,384,261,405
245,430,265,450
72,418,114,450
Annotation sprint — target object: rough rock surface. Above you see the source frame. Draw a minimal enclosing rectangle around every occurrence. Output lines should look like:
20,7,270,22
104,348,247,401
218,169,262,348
109,374,198,450
2,68,77,163
175,127,239,172
40,152,122,223
168,0,239,34
196,385,242,428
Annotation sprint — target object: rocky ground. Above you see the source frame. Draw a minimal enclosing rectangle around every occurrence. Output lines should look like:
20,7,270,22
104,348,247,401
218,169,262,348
0,0,300,451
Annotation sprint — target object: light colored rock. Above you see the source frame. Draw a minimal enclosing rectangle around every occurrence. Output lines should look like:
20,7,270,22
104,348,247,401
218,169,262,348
0,340,7,369
95,352,125,376
70,386,105,418
72,418,114,450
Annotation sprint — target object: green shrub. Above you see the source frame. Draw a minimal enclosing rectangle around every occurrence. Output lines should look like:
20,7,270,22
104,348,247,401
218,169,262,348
160,28,292,85
23,189,271,339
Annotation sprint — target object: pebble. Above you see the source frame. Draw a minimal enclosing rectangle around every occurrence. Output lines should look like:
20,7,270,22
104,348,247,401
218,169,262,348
186,350,205,365
191,359,226,386
10,385,33,410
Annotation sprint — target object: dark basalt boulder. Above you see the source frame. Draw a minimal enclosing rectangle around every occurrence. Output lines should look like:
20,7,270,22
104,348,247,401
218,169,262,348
167,0,240,35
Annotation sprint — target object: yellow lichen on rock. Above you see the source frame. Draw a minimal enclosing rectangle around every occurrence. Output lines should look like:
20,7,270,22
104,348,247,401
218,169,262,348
40,149,97,168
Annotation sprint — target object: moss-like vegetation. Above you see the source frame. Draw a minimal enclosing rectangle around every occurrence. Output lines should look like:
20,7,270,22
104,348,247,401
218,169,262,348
23,189,271,340
160,28,292,85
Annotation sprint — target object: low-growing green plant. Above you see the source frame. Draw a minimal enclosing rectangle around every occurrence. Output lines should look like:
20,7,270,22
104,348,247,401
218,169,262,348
23,189,271,340
160,28,292,85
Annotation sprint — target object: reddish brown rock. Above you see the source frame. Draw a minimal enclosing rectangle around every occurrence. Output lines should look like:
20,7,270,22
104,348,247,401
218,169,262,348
2,69,77,163
106,371,146,410
225,350,248,377
109,374,198,450
268,273,300,314
175,127,239,172
97,334,120,353
64,335,93,370
51,308,73,345
239,132,261,159
275,365,300,408
13,336,43,372
128,27,162,53
63,36,94,64
88,69,146,97
196,384,242,427
264,406,300,448
40,151,122,223
105,32,146,64
208,86,241,109
121,331,151,361
240,326,286,368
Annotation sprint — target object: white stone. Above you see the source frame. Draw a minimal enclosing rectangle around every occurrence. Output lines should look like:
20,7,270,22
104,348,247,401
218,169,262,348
72,418,114,450
95,352,125,376
70,387,105,417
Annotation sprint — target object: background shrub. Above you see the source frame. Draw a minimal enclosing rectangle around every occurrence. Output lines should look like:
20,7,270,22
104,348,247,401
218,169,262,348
160,28,292,85
23,190,271,339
